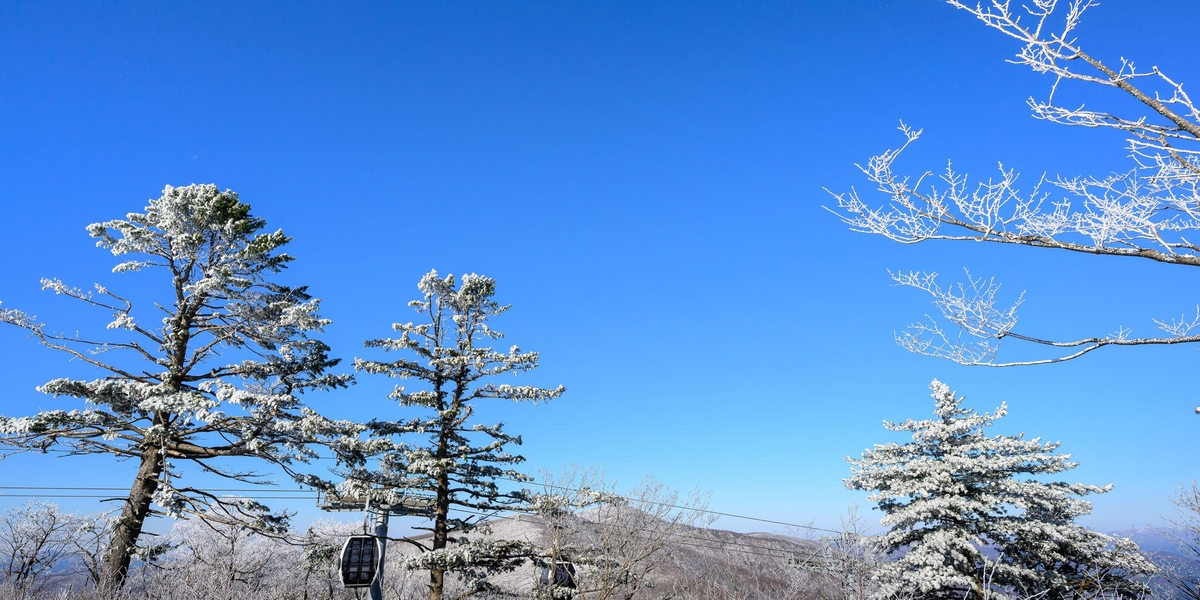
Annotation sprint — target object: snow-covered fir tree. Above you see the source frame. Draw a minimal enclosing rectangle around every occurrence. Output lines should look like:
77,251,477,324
342,270,564,600
0,185,354,593
845,379,1155,600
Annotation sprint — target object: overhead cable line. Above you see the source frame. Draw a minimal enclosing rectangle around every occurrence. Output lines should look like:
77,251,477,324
3,451,849,535
0,493,318,500
443,507,841,564
304,452,847,535
498,475,847,536
0,486,314,493
0,477,847,536
0,486,848,565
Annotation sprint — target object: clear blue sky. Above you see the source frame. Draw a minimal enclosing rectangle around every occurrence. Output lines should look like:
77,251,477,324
0,0,1194,534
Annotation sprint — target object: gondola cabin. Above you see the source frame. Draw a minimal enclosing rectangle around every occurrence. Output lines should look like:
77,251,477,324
339,535,381,588
538,561,577,589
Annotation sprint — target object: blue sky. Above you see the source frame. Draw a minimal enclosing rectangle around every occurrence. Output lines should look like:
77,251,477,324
0,0,1194,534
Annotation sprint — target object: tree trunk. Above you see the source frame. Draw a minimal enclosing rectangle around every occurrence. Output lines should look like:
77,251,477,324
429,566,446,600
429,472,450,600
429,380,451,600
100,447,163,594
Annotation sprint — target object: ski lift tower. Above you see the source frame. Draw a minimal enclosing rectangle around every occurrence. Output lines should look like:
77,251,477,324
318,490,435,600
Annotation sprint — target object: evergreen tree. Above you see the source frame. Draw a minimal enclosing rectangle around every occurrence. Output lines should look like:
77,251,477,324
845,380,1155,600
344,270,564,600
0,185,352,593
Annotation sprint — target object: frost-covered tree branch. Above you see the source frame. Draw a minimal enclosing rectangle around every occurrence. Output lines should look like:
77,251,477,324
827,0,1200,376
1155,481,1200,600
0,501,84,595
890,269,1200,368
528,466,714,600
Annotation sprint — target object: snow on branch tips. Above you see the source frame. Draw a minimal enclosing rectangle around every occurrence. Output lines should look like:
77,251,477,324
827,0,1200,370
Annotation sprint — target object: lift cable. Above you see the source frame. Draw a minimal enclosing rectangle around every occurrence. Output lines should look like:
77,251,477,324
0,487,853,566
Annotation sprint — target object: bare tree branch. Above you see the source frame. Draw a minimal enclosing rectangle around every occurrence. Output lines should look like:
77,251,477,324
828,0,1200,375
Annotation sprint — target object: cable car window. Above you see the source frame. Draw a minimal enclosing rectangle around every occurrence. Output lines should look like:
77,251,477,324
339,535,380,588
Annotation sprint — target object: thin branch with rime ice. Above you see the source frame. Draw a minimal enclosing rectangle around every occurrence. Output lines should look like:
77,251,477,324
827,0,1200,370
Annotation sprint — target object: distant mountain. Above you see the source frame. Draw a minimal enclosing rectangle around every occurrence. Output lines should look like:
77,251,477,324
383,512,835,599
1111,526,1185,555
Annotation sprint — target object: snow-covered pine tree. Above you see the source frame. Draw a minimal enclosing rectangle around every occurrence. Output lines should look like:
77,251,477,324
845,379,1155,600
345,270,564,600
0,185,354,593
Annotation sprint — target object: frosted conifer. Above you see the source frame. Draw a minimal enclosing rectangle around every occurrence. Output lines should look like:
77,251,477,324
845,380,1155,600
341,270,564,600
0,185,354,593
